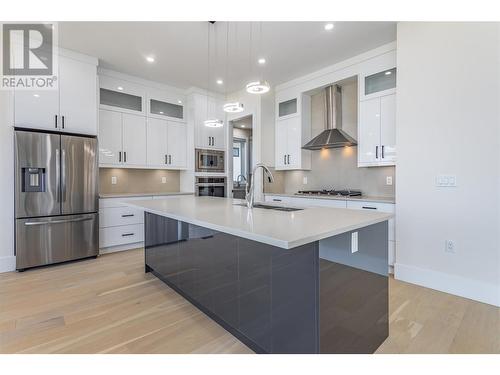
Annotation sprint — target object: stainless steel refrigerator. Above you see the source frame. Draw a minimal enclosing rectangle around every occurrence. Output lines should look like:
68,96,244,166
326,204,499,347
14,130,99,271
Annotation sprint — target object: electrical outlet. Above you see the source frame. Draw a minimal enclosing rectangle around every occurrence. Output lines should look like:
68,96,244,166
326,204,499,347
351,232,359,253
386,176,393,186
111,176,117,185
161,177,167,184
303,176,308,185
445,240,455,253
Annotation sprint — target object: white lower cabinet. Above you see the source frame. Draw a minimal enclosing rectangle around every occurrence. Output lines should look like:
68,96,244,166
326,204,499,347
99,197,151,253
264,195,396,267
99,194,192,253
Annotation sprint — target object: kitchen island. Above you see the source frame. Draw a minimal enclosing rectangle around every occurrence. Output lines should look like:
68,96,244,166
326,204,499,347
125,196,392,354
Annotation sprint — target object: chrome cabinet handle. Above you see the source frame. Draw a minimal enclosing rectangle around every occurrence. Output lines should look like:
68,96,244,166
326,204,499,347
362,206,377,210
287,154,290,165
61,149,66,202
121,214,134,217
121,233,134,237
375,145,379,159
25,217,92,226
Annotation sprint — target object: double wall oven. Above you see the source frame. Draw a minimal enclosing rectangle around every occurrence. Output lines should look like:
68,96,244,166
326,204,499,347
195,148,226,197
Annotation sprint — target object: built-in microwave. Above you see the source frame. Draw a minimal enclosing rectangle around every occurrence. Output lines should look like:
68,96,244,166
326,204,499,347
195,149,225,173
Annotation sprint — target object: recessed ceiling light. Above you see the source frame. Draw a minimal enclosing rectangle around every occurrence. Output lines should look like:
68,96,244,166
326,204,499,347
117,86,124,91
177,100,182,104
241,125,245,128
216,79,223,85
33,94,40,98
159,111,164,114
324,23,334,31
385,71,392,75
145,56,155,63
258,58,266,65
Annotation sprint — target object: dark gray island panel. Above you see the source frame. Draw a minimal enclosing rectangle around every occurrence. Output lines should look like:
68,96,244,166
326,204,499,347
144,212,388,354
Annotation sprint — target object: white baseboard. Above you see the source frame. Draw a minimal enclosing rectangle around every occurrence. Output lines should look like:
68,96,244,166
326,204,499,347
0,256,16,273
99,242,144,255
394,262,500,307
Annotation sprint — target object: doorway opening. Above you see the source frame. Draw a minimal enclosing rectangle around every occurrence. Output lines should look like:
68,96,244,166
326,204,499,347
230,115,253,199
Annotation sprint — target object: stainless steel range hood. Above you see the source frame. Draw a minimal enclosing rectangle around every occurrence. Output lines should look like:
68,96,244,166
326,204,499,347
302,85,357,150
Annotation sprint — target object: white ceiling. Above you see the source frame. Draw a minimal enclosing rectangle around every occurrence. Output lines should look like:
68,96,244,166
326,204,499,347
59,22,396,93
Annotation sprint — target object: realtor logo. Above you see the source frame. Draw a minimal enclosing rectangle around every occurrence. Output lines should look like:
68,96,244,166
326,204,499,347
1,22,58,90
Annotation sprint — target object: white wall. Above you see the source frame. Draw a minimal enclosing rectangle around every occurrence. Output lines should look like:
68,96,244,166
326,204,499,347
395,23,500,306
0,91,15,272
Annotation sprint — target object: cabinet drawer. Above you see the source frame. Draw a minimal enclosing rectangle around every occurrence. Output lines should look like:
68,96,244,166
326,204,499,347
99,224,144,248
289,197,347,209
99,207,144,228
99,196,153,208
264,195,292,204
346,200,395,241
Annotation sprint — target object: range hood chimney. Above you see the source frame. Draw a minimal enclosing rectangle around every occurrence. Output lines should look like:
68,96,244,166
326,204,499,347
302,85,357,150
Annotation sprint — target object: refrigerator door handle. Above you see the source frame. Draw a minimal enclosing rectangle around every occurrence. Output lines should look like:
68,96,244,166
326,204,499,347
24,217,93,226
55,148,60,203
61,149,67,202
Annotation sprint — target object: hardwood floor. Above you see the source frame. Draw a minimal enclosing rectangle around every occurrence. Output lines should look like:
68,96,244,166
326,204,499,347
0,248,498,354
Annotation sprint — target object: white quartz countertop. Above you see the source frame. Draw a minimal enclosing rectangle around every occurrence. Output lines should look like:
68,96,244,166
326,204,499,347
265,192,396,204
125,196,393,249
99,192,194,199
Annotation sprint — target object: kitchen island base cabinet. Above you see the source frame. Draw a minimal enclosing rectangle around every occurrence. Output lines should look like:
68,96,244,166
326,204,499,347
144,212,388,354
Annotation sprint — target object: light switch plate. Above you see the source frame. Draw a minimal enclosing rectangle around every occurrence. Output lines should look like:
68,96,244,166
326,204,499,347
436,175,457,187
161,177,167,184
303,176,308,185
111,176,117,185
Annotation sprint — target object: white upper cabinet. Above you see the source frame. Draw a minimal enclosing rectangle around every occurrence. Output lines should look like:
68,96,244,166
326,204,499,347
358,65,397,167
194,94,226,150
379,94,396,162
358,93,396,167
274,94,311,170
166,121,187,168
146,118,187,169
360,67,396,101
122,114,147,166
98,110,147,167
99,75,145,115
14,52,97,135
14,88,59,131
99,109,122,165
59,56,98,135
146,118,169,167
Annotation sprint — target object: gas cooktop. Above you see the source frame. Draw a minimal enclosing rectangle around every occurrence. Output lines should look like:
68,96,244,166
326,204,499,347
296,189,362,197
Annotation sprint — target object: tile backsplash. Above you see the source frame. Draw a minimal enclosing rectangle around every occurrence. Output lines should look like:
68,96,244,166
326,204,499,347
99,168,180,194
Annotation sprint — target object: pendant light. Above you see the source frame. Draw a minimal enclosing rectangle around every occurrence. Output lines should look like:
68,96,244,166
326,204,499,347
246,22,270,95
223,22,244,113
204,22,224,128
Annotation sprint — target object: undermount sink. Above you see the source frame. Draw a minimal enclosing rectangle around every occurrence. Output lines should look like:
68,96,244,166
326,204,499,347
233,202,303,212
